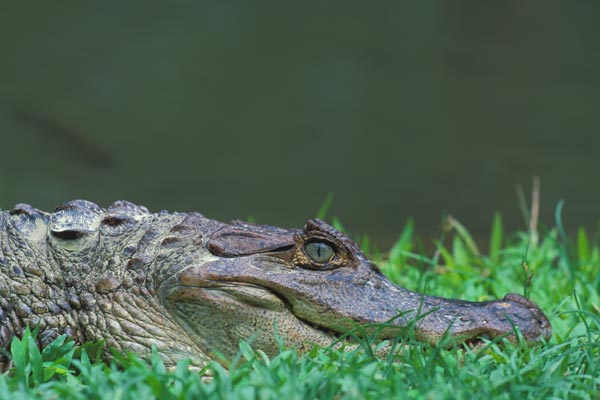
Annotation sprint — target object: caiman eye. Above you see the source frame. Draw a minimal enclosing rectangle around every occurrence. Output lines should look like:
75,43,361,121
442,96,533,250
304,241,334,264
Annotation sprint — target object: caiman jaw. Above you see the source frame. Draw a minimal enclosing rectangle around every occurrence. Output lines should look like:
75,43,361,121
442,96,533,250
161,218,552,360
163,262,551,360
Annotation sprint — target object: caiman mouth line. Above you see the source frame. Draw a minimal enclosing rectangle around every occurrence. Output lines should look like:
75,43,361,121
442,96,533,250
171,282,501,349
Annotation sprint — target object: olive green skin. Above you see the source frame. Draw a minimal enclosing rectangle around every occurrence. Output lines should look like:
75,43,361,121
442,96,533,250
0,200,551,368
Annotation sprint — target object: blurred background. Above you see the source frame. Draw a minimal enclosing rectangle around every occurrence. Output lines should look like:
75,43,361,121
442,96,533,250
1,1,598,249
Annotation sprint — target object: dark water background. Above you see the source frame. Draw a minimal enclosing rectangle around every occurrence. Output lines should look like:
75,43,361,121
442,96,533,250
1,2,599,249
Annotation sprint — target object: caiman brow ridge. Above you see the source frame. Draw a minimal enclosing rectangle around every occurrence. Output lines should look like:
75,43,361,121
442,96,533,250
0,200,552,370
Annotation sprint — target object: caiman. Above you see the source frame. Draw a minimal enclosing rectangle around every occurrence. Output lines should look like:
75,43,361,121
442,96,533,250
0,200,552,369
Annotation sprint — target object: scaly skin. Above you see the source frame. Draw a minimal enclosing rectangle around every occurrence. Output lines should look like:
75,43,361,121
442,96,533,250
0,200,552,368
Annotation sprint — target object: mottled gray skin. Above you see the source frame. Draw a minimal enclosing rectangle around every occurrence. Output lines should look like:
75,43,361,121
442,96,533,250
0,200,552,368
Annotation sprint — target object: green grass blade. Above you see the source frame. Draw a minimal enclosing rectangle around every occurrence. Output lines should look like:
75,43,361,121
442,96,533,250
27,334,43,386
555,200,575,272
448,216,480,258
316,193,335,220
489,212,503,263
10,333,27,384
515,183,531,228
452,236,470,267
434,239,455,269
388,218,414,265
577,227,589,265
331,216,345,232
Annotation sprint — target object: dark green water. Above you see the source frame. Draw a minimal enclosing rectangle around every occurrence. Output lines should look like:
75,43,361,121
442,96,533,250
1,2,599,248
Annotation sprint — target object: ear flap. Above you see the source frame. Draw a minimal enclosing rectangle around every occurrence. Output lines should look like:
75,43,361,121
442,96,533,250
208,222,297,257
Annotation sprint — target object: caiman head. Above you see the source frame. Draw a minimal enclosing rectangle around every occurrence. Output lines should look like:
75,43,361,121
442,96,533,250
161,218,552,361
0,200,552,370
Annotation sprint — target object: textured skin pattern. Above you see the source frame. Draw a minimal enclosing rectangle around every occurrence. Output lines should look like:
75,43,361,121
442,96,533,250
0,200,219,368
0,200,552,369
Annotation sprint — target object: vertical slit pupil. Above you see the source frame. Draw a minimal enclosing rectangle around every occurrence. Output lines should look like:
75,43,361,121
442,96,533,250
305,241,333,263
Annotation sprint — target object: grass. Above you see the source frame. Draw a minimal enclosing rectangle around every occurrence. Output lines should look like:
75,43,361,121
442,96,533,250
1,212,599,399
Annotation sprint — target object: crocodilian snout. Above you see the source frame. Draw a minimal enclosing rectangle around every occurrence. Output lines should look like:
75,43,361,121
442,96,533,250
400,292,553,346
306,271,553,346
481,292,552,342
